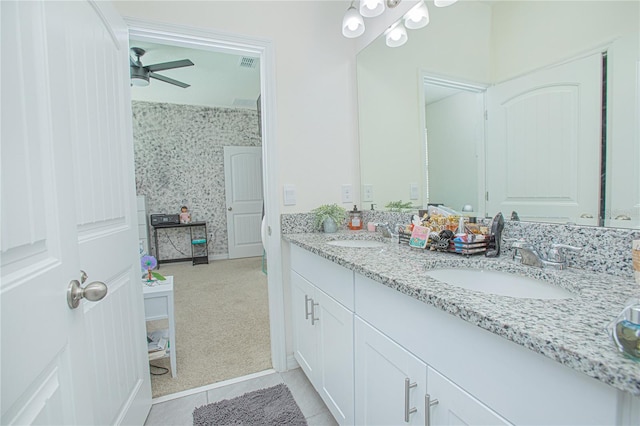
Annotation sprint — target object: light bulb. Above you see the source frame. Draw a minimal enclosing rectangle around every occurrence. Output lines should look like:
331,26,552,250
360,0,384,18
434,0,458,7
342,6,365,38
385,22,408,48
404,1,429,30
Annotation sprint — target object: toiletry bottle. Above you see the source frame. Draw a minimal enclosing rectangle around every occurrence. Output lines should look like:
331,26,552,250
349,205,363,230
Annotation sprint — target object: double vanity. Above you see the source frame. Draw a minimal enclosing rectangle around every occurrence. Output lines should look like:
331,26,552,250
284,230,640,425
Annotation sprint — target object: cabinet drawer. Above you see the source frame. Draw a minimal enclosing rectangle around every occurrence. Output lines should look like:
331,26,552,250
291,244,354,309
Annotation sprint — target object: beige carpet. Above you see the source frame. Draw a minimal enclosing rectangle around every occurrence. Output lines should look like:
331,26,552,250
148,257,272,397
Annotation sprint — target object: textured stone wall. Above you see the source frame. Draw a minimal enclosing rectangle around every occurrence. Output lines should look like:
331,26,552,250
132,101,260,260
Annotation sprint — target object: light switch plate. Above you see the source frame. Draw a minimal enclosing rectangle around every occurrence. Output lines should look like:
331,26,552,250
409,183,419,200
283,184,296,206
341,184,353,203
363,184,374,202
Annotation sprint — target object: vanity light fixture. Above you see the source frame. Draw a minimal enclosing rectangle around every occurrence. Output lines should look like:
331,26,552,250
385,21,408,47
404,1,430,30
434,0,458,7
342,3,366,38
360,0,386,18
342,0,455,47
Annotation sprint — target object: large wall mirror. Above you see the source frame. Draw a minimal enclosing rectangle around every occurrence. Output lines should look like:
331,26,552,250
358,0,639,228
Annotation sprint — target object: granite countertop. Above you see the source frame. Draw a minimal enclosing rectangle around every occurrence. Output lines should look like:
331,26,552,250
283,230,640,396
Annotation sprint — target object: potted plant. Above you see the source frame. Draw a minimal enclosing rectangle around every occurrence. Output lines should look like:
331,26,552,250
311,203,347,233
385,200,415,212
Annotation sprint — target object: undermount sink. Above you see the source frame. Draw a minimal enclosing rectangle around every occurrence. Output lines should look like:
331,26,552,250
425,268,575,299
326,240,386,248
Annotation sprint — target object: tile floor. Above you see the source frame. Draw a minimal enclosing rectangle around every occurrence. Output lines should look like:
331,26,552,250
144,368,338,425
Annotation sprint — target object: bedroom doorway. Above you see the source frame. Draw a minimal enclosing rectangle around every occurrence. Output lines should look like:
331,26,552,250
127,20,285,399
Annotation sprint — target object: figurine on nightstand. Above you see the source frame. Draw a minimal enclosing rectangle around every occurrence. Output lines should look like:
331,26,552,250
180,206,191,224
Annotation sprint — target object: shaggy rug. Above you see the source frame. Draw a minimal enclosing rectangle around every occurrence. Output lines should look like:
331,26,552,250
193,384,307,425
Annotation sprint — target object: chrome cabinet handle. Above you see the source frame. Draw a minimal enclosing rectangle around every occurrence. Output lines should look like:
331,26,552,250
404,378,417,422
311,300,319,325
67,272,107,309
580,213,593,219
615,214,631,220
425,394,439,426
304,295,312,320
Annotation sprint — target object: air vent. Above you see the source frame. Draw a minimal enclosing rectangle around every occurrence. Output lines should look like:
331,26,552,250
239,56,258,69
232,98,257,108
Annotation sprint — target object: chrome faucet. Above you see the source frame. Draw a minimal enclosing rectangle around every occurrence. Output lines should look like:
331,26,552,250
510,240,583,270
377,222,404,239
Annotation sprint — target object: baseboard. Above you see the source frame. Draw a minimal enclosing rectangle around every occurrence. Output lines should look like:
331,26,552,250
209,254,228,261
286,354,299,371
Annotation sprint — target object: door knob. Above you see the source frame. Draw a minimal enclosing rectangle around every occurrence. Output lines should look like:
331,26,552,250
67,275,108,309
228,207,232,211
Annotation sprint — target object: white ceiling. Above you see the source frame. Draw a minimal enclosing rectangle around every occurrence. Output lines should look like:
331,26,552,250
129,40,261,110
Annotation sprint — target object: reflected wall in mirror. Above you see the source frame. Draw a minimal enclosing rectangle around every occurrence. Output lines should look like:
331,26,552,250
357,0,639,228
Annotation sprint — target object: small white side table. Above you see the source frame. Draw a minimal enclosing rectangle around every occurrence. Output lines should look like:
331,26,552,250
142,276,177,378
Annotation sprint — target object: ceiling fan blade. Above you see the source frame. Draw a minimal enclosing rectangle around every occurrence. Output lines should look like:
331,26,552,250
149,72,190,88
146,59,194,72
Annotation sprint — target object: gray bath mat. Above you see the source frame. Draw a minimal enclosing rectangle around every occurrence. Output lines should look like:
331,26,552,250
193,383,307,425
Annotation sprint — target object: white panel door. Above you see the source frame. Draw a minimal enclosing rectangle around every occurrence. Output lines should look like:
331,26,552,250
1,1,151,425
315,289,354,425
486,53,602,224
291,271,318,381
224,146,263,259
427,367,512,426
355,318,427,426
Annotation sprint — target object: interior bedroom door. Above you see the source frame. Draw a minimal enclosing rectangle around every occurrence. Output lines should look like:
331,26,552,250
1,1,151,424
224,146,264,259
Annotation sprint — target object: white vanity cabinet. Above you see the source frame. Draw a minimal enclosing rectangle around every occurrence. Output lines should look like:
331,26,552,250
355,317,511,426
290,245,355,425
355,272,625,426
355,317,427,425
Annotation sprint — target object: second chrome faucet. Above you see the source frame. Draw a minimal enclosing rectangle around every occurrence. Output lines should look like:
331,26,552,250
508,239,583,270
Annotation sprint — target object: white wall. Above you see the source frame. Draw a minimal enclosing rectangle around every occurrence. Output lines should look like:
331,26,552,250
114,1,360,212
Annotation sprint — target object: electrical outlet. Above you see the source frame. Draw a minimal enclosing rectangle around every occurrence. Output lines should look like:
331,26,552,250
341,184,353,203
363,184,374,202
409,183,419,200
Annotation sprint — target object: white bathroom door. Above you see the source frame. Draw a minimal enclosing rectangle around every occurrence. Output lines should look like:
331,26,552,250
1,1,151,425
224,146,264,259
486,53,602,224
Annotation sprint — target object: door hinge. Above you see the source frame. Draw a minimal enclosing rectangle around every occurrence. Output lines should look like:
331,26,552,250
484,110,488,120
485,191,489,201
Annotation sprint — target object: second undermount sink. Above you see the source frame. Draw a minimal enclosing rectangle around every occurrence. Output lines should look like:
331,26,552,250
326,240,386,248
425,268,575,299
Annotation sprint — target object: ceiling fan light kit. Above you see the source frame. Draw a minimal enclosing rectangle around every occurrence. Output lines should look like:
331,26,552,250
129,47,194,88
342,0,457,47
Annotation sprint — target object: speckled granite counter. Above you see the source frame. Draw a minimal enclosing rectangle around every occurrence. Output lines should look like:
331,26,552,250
283,230,640,396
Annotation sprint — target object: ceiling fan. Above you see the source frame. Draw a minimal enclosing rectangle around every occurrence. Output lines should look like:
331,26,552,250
130,47,194,88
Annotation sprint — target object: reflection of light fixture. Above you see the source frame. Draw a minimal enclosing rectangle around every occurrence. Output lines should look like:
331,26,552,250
360,0,385,18
342,4,366,38
434,0,458,7
404,1,430,30
385,21,408,47
342,0,455,47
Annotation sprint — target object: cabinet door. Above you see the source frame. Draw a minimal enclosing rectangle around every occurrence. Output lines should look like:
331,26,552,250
427,367,512,426
355,318,427,426
315,289,354,425
291,271,318,381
